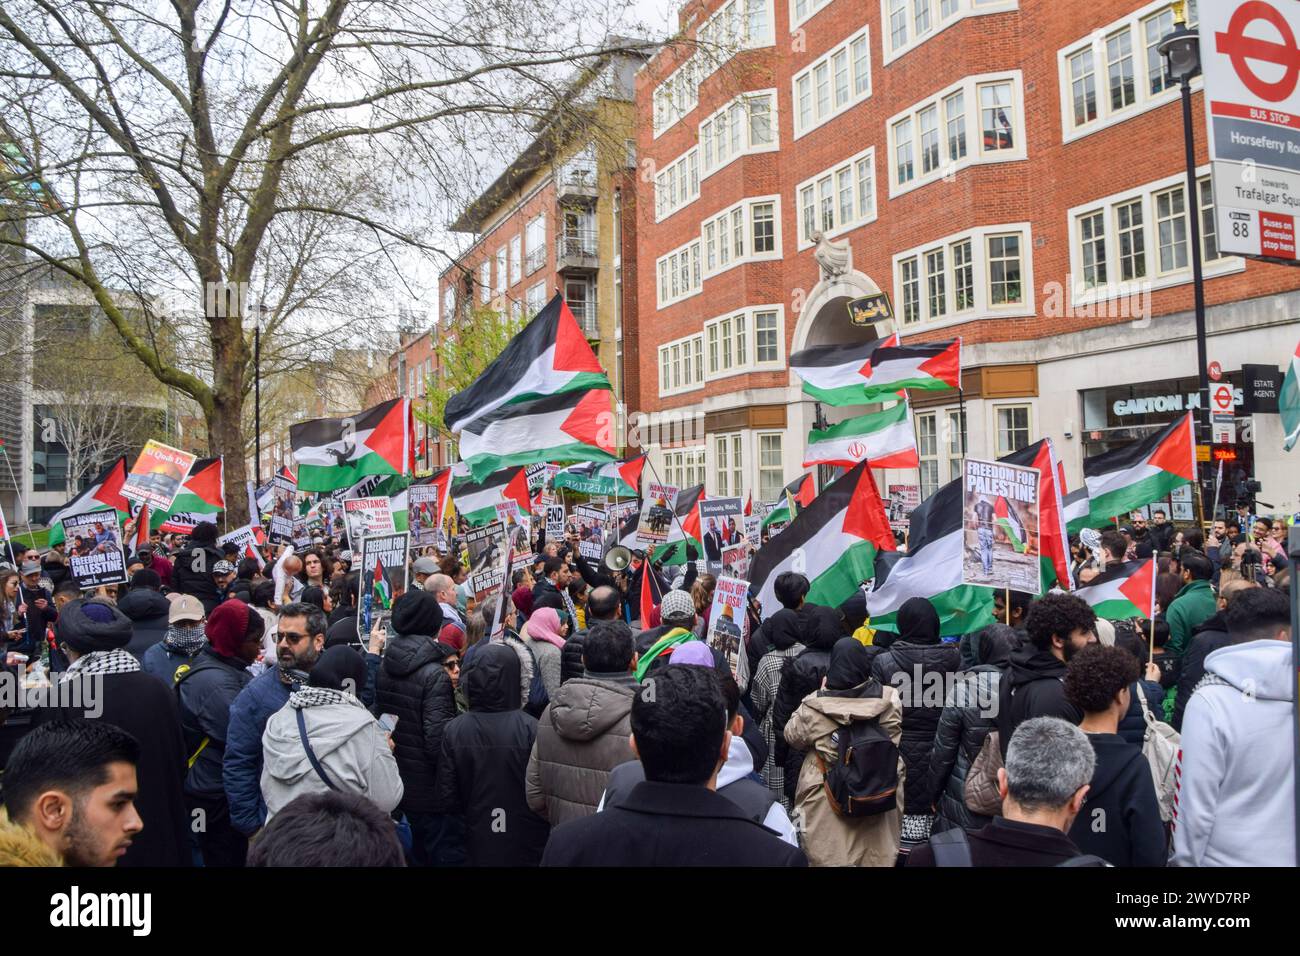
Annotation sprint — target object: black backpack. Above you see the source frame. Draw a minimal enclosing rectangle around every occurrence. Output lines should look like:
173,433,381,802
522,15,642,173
926,828,1111,867
817,682,899,818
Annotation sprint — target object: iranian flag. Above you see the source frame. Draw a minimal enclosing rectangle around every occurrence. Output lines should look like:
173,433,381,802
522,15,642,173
652,484,706,566
444,293,611,435
450,464,531,527
456,389,618,481
1075,557,1157,621
1083,412,1195,524
802,401,918,469
790,333,899,406
1282,338,1300,452
1003,438,1074,590
859,340,961,401
291,398,413,492
553,455,646,497
47,456,130,546
751,459,895,617
762,473,817,529
156,457,225,533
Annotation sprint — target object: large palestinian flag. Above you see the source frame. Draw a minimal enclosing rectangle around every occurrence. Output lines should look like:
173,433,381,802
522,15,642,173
553,455,646,497
449,464,531,527
291,398,413,492
762,473,817,529
1074,557,1156,621
802,401,918,469
1083,412,1195,525
651,484,706,566
858,340,961,401
456,387,617,482
155,457,225,533
47,456,130,546
1063,487,1091,535
1282,338,1300,452
751,459,895,617
1003,438,1074,591
790,333,899,406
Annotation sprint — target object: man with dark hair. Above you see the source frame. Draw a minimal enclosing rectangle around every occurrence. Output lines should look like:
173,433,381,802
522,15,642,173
1098,530,1127,568
1173,588,1294,866
1062,645,1166,867
170,522,227,613
527,620,638,825
746,571,810,683
137,541,173,589
247,791,405,867
117,567,171,660
532,554,575,630
1148,509,1174,553
996,592,1096,756
325,572,360,646
991,589,1033,630
1165,549,1216,658
1,720,143,867
540,664,806,866
225,600,326,838
561,584,622,684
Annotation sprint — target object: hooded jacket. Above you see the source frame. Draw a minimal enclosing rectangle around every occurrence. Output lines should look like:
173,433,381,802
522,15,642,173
870,598,961,815
1164,579,1216,658
117,588,172,661
224,664,293,835
176,646,253,797
374,592,457,814
435,643,551,866
746,606,805,683
0,812,62,866
996,644,1082,757
260,692,403,824
1172,639,1296,866
1067,733,1166,867
525,672,637,824
1172,610,1231,732
170,544,227,614
771,604,848,800
784,676,905,867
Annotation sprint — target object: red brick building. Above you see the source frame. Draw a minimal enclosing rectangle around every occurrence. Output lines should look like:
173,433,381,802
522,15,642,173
632,0,1300,517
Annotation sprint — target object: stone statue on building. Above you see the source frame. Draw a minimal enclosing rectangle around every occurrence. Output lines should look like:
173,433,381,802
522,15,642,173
812,231,851,281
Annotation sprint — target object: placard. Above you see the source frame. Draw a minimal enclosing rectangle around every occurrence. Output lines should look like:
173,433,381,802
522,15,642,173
344,497,395,542
699,497,744,573
604,500,639,553
961,457,1041,593
720,543,750,580
219,524,265,570
120,440,197,511
62,509,128,588
573,506,605,560
545,504,566,540
358,532,409,640
466,521,507,599
744,515,762,549
637,482,679,546
495,502,534,569
706,575,749,679
887,483,921,533
408,483,445,549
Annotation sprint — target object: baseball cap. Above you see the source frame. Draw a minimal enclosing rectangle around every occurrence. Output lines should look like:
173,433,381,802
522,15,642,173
660,588,696,623
168,593,205,624
412,556,439,575
20,561,41,576
213,560,236,575
1118,526,1133,536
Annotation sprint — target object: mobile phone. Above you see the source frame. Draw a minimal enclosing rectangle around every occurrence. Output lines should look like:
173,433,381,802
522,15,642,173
377,713,399,734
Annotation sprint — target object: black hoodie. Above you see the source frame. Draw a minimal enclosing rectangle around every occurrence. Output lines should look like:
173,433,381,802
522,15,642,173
772,604,848,796
996,644,1083,757
435,644,550,865
747,605,806,679
117,587,172,661
1067,733,1167,866
1172,609,1230,732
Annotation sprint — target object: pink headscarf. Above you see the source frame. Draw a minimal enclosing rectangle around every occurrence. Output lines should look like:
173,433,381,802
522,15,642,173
528,606,565,648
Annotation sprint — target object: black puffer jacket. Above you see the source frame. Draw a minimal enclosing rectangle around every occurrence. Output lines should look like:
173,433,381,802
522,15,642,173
435,643,550,866
561,628,588,684
374,591,457,814
772,604,848,800
996,644,1082,756
116,587,172,661
170,544,226,613
870,598,961,815
924,624,1015,833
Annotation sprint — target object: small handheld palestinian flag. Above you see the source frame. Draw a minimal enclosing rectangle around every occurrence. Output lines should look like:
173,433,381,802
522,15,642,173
130,503,150,556
762,474,816,529
1074,557,1157,621
372,556,392,611
291,398,413,492
994,497,1028,553
1281,338,1300,452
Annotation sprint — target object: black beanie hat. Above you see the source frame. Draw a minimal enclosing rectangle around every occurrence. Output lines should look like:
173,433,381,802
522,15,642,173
56,597,134,654
308,645,368,694
389,589,444,638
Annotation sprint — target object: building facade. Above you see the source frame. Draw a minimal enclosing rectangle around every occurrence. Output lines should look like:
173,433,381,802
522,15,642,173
439,47,654,423
632,0,1300,518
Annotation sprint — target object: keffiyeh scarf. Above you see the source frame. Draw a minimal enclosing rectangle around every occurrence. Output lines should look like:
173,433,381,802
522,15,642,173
163,622,207,655
290,686,364,710
60,647,141,683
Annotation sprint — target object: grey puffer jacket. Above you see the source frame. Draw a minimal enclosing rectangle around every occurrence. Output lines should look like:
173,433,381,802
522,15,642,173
525,672,637,825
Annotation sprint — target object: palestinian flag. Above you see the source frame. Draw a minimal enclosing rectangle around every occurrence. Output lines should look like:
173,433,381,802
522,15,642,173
640,558,662,626
790,333,899,406
744,493,752,517
290,398,413,492
802,402,918,469
1282,338,1300,452
372,557,392,610
1083,412,1195,524
651,484,706,566
553,455,646,497
47,456,130,546
450,464,531,527
751,459,895,616
1064,487,1091,535
130,503,150,556
1075,557,1157,621
155,457,225,533
858,340,961,401
1003,438,1074,591
994,497,1028,553
456,388,617,481
444,293,611,436
762,474,816,529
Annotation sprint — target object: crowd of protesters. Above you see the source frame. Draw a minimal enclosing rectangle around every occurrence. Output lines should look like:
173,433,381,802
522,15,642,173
0,498,1293,868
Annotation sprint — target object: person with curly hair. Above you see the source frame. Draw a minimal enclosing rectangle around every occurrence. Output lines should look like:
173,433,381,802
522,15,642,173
1063,645,1166,866
996,592,1096,757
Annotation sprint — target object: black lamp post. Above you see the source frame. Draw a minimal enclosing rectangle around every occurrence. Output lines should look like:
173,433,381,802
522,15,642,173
1159,8,1210,519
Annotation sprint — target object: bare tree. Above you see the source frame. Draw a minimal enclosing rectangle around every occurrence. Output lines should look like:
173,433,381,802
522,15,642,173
0,0,649,522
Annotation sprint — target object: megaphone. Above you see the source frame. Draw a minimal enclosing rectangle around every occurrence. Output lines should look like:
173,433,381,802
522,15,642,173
604,545,632,572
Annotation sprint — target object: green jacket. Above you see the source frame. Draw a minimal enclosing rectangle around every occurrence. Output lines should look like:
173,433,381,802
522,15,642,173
1165,580,1216,658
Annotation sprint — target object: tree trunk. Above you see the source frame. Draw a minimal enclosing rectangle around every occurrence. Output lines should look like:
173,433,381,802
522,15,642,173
207,302,252,528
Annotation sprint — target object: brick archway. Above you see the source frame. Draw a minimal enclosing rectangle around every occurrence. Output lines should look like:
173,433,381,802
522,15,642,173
789,267,886,366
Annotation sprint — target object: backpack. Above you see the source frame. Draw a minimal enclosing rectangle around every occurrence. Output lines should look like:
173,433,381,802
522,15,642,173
963,730,1004,818
816,684,899,818
927,828,1111,867
1137,688,1180,823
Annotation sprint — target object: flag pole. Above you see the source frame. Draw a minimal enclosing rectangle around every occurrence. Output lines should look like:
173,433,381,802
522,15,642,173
642,455,694,565
1005,587,1010,626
